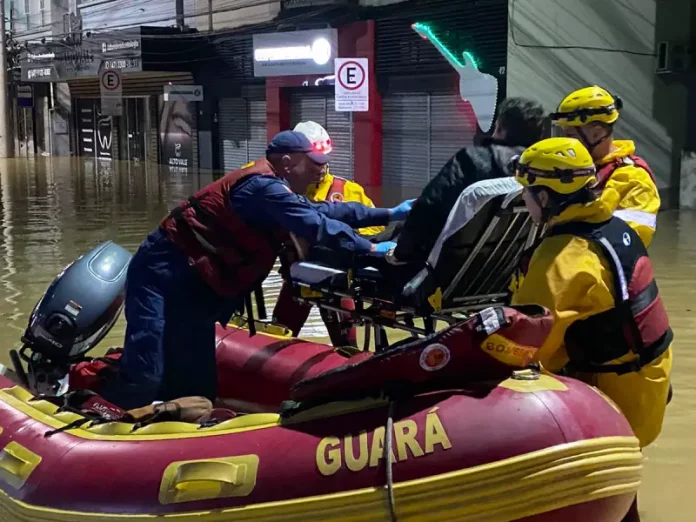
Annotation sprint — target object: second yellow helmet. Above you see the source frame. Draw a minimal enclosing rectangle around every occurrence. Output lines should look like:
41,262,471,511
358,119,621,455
550,86,622,127
514,137,597,195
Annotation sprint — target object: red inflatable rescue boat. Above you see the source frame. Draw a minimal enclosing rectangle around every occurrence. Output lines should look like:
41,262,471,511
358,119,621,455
0,239,642,521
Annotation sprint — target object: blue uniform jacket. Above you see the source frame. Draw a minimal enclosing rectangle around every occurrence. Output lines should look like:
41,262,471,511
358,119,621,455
231,175,390,254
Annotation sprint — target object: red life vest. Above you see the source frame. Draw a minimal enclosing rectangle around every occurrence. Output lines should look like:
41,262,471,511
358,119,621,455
546,217,672,374
160,159,287,297
325,175,347,202
68,349,123,394
595,154,656,190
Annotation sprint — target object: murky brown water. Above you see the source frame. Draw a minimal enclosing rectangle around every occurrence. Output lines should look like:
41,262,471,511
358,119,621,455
0,157,691,520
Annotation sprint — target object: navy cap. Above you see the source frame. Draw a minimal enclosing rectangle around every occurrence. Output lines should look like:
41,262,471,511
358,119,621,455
266,130,330,165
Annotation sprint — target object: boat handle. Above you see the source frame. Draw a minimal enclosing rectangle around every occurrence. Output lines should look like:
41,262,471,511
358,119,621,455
0,442,42,489
159,455,259,505
174,461,246,488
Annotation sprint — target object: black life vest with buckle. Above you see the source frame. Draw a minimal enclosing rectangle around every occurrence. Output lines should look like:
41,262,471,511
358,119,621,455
547,217,672,375
160,159,288,299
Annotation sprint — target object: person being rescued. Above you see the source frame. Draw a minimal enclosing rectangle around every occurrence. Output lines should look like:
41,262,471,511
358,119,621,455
272,121,386,347
510,137,672,521
550,85,660,247
392,97,547,264
100,130,413,410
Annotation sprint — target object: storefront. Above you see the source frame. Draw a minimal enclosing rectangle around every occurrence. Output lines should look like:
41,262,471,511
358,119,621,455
251,26,372,184
217,84,267,171
375,0,508,200
19,27,199,171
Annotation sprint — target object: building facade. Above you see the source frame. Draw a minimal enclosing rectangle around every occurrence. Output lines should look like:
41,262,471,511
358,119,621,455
10,0,691,208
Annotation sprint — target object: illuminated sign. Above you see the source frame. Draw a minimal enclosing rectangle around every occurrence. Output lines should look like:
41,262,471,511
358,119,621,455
412,23,498,132
254,38,332,65
253,29,337,77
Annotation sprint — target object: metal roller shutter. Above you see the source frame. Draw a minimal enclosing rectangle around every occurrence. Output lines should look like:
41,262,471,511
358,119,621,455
382,93,429,188
218,98,248,170
218,85,267,171
429,92,476,179
248,99,268,160
383,90,477,189
325,105,353,181
289,91,354,180
290,94,325,126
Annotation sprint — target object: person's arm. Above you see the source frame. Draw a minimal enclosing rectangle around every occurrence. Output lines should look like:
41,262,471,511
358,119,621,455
343,181,386,236
308,198,391,228
510,237,615,372
603,165,660,247
234,177,380,255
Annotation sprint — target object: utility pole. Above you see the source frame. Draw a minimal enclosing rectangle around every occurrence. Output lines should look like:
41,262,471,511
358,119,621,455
175,0,185,30
0,0,12,158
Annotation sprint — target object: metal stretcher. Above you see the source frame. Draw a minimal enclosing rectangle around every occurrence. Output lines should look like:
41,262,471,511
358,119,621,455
286,178,544,351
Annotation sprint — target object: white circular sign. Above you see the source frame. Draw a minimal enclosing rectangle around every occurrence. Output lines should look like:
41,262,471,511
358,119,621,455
337,60,366,91
100,70,121,91
419,344,451,372
311,38,332,65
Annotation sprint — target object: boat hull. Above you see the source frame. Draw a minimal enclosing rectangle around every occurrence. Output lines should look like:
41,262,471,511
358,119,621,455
0,371,640,521
215,324,367,410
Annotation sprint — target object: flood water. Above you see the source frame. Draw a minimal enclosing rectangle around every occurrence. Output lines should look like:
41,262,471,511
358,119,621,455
0,157,692,521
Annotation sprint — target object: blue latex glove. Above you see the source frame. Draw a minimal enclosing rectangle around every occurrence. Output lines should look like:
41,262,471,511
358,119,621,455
370,241,397,257
390,199,416,221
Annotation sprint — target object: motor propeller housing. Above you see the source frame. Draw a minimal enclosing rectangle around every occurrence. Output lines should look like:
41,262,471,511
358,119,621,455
12,241,132,394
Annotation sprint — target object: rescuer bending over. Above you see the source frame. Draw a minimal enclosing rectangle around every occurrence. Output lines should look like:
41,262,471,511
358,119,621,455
101,130,413,410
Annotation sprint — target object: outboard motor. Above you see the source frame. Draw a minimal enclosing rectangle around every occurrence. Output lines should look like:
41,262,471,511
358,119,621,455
11,241,132,395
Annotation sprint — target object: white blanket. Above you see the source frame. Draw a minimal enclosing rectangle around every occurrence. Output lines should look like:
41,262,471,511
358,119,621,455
427,177,523,268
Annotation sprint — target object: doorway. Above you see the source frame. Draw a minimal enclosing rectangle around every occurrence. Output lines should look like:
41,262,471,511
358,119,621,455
119,97,149,163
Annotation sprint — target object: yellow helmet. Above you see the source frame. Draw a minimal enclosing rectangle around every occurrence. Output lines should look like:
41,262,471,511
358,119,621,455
550,86,622,127
514,137,597,195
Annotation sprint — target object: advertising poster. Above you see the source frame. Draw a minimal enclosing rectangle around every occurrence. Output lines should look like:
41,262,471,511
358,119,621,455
158,95,195,175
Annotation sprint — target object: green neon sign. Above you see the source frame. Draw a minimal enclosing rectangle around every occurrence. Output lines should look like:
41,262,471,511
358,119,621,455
412,23,480,70
411,22,498,132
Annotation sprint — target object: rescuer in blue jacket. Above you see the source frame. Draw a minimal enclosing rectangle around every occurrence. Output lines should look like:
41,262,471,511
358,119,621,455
102,131,411,409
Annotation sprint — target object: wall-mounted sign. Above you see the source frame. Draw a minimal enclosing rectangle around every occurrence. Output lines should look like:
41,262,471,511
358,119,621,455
19,28,143,82
252,29,337,77
17,85,33,108
102,40,140,54
100,69,122,116
164,84,204,102
334,58,369,112
159,95,195,174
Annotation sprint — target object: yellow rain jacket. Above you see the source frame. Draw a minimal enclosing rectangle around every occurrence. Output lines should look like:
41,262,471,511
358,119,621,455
305,170,384,237
598,140,660,247
511,194,672,448
509,139,660,294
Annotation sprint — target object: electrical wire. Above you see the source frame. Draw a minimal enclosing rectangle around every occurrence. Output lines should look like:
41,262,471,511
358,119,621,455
13,0,286,40
15,1,336,64
509,0,656,57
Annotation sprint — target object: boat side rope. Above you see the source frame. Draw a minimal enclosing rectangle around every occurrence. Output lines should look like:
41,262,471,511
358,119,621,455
385,400,398,522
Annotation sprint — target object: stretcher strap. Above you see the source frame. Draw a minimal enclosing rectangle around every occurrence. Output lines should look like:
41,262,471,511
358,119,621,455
385,400,397,522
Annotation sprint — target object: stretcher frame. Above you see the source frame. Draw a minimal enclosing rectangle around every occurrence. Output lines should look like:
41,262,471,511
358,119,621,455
286,184,543,351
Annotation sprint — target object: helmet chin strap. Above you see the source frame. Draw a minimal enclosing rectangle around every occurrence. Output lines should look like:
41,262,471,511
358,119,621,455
577,126,611,154
529,187,587,224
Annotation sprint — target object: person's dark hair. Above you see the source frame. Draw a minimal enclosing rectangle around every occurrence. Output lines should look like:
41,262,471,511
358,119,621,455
497,97,547,147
